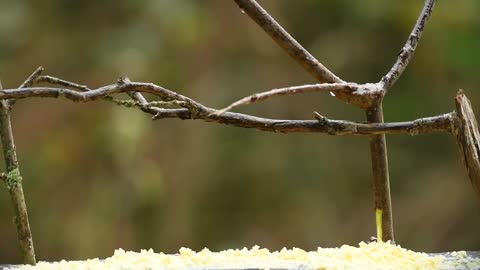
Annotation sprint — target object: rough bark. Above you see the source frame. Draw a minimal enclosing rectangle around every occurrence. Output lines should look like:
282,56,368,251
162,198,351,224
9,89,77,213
454,90,480,201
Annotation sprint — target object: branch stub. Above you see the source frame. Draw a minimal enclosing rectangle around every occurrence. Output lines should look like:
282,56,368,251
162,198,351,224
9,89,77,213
454,90,480,201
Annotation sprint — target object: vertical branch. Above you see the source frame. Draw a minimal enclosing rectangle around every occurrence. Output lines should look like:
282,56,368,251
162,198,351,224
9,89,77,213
365,0,436,242
0,81,36,265
366,103,394,242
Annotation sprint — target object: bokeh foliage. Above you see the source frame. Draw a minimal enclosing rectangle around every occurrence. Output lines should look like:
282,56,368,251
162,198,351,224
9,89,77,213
0,0,479,263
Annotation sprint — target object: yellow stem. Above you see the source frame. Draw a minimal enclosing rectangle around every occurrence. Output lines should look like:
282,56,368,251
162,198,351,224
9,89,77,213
376,208,383,242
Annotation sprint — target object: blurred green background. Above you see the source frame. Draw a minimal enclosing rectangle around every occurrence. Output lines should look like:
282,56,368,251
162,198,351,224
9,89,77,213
0,0,479,263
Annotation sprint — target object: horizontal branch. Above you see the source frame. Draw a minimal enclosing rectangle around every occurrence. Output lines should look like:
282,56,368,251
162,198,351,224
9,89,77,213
217,83,355,114
156,108,454,135
218,82,386,114
19,67,44,89
0,79,454,136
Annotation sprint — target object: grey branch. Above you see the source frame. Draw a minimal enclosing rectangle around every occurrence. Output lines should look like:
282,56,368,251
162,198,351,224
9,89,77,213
228,0,437,111
217,83,356,114
0,83,36,264
32,73,166,115
232,0,342,84
218,83,385,114
9,66,45,106
19,66,44,89
380,0,436,90
36,75,91,92
0,79,454,136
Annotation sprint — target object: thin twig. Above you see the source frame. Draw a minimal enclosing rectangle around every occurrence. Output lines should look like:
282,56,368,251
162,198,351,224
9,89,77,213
0,83,36,264
380,0,437,90
106,97,187,109
32,75,165,114
19,67,44,89
35,75,91,92
127,91,165,116
9,66,45,106
365,0,437,242
217,83,355,114
0,84,207,111
233,0,342,84
366,104,394,242
153,108,453,135
0,83,454,135
231,0,384,109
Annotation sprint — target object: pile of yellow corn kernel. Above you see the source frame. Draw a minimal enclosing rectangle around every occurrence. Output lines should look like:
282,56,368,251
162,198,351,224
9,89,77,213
9,241,480,270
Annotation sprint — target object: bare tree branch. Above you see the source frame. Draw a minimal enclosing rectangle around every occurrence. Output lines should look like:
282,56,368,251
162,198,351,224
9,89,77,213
366,103,394,242
31,75,166,116
35,75,91,92
9,66,45,106
232,0,343,84
365,0,437,242
380,0,437,90
0,83,36,265
231,0,387,109
218,82,387,114
217,83,355,114
19,67,44,89
0,81,200,104
0,81,454,136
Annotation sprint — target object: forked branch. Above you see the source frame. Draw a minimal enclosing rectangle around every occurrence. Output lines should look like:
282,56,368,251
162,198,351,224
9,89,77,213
0,77,454,136
230,0,437,243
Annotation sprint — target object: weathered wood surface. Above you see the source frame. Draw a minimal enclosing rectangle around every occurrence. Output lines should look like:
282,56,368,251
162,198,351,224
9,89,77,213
454,90,480,201
1,251,479,270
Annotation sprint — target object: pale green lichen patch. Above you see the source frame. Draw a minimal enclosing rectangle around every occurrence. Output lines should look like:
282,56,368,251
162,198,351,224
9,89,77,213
4,168,23,190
